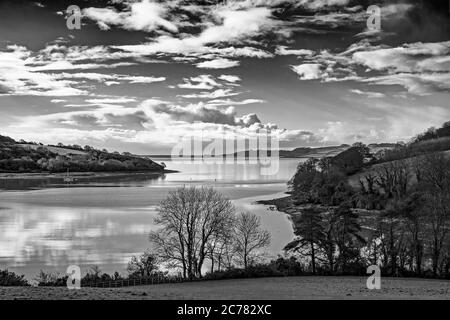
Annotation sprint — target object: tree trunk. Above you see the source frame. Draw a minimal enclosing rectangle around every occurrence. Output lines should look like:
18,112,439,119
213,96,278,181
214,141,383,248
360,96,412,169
311,239,316,275
244,252,248,270
415,242,422,276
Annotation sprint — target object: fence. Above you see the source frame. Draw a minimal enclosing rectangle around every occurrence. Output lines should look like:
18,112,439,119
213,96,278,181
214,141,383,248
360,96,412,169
85,275,184,288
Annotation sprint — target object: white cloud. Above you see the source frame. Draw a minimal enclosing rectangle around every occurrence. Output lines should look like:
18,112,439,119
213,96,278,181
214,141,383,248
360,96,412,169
30,61,136,71
179,89,241,99
361,73,450,96
0,46,87,96
218,75,241,83
291,64,322,80
352,41,450,73
196,58,240,69
276,46,314,56
55,72,166,85
207,99,265,106
85,98,137,104
113,5,277,62
350,89,385,98
5,98,321,152
296,0,350,10
177,75,222,90
83,0,178,33
120,76,166,84
290,40,450,95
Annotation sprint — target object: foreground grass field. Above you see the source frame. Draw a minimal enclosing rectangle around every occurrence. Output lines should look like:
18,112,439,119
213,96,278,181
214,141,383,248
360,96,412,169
1,277,449,300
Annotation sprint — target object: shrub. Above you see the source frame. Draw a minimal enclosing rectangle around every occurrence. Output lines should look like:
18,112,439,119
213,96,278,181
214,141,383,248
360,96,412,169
204,257,305,280
0,269,29,286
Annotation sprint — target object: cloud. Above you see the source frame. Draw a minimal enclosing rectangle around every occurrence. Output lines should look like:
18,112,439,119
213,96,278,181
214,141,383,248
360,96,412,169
151,103,240,126
177,75,222,90
296,0,350,10
179,89,241,99
120,76,166,84
291,64,322,80
218,75,241,83
198,6,276,44
349,89,385,98
30,61,136,71
289,39,450,95
196,58,240,69
83,0,178,33
55,72,166,84
207,46,273,58
207,99,265,106
85,98,137,104
350,40,450,95
275,46,314,56
361,73,450,96
6,97,322,151
113,5,277,63
352,41,450,73
0,46,87,96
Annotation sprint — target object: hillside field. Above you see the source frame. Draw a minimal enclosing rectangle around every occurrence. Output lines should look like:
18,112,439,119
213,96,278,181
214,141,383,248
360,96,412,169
1,277,449,300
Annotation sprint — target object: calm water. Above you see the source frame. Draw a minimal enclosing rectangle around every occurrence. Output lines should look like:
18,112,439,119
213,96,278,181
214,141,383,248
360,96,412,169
0,158,301,279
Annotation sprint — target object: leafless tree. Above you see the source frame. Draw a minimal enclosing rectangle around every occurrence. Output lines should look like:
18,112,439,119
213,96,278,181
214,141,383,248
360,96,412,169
149,186,235,279
233,212,271,269
127,251,159,278
375,160,411,199
420,153,450,276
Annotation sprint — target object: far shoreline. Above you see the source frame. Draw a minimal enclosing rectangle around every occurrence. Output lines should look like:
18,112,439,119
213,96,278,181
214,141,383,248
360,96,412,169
0,169,178,180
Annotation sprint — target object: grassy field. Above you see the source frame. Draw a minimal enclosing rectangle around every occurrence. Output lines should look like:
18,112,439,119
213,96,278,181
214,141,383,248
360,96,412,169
1,277,449,300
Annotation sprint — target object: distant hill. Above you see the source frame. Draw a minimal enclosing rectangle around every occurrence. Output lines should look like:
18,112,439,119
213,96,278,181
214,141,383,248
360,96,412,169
280,145,350,158
0,135,164,174
216,144,397,159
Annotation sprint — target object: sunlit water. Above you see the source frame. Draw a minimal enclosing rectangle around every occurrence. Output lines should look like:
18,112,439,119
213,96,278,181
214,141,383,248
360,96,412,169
0,158,301,279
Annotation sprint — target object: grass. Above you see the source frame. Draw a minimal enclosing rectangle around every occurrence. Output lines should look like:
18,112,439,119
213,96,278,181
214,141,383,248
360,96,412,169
1,276,449,300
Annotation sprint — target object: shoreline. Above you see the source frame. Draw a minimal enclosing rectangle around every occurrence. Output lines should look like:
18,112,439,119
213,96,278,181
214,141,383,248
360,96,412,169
0,170,178,180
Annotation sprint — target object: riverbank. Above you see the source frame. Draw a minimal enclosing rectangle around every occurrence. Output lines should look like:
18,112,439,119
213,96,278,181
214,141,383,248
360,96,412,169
0,170,177,180
1,276,449,300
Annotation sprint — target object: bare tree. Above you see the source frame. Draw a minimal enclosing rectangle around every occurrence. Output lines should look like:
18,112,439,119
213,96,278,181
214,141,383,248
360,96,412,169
207,232,235,273
149,186,235,279
375,160,411,200
420,153,450,276
233,212,271,269
127,251,159,278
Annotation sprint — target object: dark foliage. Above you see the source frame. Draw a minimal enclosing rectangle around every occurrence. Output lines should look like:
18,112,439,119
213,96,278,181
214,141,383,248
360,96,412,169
204,257,305,280
0,269,29,286
0,134,163,173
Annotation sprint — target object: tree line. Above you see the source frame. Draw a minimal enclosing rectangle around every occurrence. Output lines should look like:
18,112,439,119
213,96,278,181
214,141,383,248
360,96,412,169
0,134,163,173
288,141,450,278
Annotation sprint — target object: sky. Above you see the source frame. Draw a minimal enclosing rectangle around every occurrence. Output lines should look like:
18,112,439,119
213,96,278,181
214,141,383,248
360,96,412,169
0,0,449,154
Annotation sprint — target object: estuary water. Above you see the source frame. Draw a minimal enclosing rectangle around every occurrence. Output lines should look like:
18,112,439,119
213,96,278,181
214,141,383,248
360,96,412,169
0,158,301,279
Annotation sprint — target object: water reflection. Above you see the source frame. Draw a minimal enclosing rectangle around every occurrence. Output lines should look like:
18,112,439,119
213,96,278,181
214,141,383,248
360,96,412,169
0,159,300,278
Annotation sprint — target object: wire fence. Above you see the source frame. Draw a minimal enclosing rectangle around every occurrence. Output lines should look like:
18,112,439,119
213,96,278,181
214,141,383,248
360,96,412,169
85,275,184,288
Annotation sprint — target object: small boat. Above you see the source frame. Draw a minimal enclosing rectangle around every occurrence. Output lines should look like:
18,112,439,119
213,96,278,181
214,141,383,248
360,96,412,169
63,169,74,183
